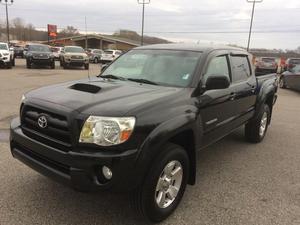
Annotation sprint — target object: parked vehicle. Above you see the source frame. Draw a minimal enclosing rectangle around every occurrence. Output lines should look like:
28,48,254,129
279,64,300,91
87,49,103,63
100,49,122,63
10,44,278,222
60,46,89,69
284,58,300,72
0,42,15,68
51,46,63,60
25,44,55,69
255,57,278,74
14,46,24,58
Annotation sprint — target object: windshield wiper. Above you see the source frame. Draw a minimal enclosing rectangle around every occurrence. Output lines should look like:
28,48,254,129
99,74,126,81
127,78,158,85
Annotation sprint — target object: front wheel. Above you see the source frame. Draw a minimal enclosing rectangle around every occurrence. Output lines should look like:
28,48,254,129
130,143,189,222
279,77,286,89
245,104,270,143
94,57,99,63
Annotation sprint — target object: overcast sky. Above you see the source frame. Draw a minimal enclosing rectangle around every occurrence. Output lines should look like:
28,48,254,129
4,0,300,49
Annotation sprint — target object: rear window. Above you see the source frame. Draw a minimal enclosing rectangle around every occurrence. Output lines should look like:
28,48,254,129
231,56,251,82
262,58,276,63
289,59,300,64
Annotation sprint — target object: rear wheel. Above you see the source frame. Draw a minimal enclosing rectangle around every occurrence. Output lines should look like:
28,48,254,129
130,143,189,222
94,57,99,63
245,104,270,143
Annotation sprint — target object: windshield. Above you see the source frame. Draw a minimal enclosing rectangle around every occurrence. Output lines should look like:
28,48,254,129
29,45,51,52
262,58,275,63
0,43,8,50
101,49,201,87
65,47,84,53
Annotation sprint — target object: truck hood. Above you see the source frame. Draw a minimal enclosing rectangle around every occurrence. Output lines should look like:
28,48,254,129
26,78,184,116
0,50,10,54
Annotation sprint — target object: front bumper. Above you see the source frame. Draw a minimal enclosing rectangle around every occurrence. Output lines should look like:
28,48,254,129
30,58,53,65
10,118,139,192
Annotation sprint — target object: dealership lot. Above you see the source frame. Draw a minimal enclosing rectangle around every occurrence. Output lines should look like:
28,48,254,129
0,59,299,225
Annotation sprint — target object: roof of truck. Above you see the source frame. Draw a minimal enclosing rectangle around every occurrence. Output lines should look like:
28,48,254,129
135,43,246,53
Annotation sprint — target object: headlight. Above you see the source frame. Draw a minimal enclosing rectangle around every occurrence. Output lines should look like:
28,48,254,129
3,52,9,56
79,116,136,146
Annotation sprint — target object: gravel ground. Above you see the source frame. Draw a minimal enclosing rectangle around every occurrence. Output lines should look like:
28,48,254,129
0,59,299,225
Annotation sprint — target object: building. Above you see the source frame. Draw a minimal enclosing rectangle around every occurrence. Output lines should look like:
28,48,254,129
43,34,141,51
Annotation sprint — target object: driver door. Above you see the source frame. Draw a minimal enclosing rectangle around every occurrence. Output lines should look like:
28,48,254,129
198,52,236,147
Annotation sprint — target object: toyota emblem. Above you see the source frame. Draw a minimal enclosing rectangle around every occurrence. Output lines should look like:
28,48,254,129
38,115,48,128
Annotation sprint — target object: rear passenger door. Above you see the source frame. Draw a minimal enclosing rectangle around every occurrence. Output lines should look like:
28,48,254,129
229,52,257,124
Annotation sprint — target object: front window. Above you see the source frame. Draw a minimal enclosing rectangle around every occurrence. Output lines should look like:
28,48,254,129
101,49,201,87
29,45,51,52
0,43,8,50
65,47,84,53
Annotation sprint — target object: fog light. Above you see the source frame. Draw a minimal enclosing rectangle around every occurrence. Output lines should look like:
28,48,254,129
102,166,112,180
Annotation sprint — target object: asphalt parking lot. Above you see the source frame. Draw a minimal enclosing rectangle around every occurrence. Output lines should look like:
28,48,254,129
0,59,299,225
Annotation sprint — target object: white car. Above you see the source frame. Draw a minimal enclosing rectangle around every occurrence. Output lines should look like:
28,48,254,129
51,46,64,60
0,42,15,69
100,49,122,63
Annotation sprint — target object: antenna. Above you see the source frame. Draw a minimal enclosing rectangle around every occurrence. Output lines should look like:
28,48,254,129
85,16,91,81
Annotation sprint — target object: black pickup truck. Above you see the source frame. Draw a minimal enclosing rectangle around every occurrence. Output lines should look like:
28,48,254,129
10,44,278,222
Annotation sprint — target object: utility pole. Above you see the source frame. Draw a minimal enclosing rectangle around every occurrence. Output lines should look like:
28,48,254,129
0,0,14,44
246,0,263,52
137,0,150,46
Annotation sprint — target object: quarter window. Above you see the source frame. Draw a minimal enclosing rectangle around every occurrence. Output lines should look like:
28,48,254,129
231,56,251,82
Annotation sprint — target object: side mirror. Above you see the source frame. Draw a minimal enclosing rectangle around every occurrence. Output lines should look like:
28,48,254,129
9,47,14,51
205,75,230,90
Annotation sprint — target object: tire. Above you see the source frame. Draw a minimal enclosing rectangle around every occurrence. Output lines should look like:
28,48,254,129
50,62,55,69
60,59,64,67
94,57,99,64
7,62,12,69
130,143,189,222
12,58,15,66
279,77,286,89
26,60,31,69
245,104,270,143
84,64,89,70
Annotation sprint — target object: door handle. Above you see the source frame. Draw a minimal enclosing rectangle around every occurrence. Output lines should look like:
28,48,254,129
229,92,236,101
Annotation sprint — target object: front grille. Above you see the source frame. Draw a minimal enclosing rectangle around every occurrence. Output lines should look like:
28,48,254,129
71,55,83,59
21,105,71,151
33,54,49,59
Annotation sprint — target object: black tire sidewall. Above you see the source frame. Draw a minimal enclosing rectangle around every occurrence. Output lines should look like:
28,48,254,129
141,144,189,222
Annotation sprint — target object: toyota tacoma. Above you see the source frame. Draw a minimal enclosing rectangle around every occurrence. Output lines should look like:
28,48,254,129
10,44,278,222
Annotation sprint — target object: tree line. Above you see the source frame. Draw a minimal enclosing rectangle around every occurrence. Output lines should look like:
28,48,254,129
0,17,80,42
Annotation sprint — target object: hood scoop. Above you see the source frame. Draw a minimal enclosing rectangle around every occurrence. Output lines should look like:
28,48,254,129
69,83,101,94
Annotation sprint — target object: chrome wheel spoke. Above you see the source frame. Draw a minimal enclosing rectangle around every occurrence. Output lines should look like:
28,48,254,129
157,190,166,207
168,186,179,199
156,177,165,191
